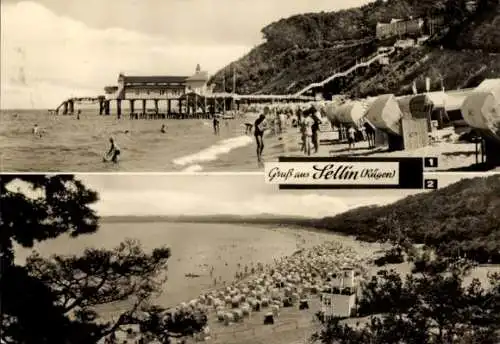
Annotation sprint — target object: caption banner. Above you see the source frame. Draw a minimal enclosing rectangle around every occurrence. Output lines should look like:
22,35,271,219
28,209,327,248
265,157,427,189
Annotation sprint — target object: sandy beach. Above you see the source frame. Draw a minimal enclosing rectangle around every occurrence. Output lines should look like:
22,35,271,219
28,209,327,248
278,129,480,172
2,108,493,172
200,116,488,172
202,239,500,344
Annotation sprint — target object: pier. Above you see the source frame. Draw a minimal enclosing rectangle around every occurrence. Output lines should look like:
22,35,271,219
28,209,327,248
55,97,102,115
55,93,313,119
54,64,314,118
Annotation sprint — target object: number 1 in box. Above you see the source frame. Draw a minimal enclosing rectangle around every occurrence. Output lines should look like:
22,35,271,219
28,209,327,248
424,157,438,168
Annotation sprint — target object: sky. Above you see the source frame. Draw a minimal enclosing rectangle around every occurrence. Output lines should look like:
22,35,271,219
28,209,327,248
66,172,485,218
0,0,373,109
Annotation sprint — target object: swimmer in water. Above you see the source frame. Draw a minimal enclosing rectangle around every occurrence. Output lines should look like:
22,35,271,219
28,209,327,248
161,124,166,133
32,124,42,137
105,137,120,163
213,115,220,135
244,122,253,134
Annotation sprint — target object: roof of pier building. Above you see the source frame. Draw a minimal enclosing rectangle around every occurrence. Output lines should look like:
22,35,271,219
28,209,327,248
186,70,209,82
119,75,190,85
118,64,209,85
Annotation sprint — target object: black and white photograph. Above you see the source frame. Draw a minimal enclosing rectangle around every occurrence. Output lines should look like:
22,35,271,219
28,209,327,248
2,0,500,343
2,172,500,344
1,0,500,172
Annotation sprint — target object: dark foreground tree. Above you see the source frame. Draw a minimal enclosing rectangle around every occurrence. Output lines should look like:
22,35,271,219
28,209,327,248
313,256,500,344
0,175,206,344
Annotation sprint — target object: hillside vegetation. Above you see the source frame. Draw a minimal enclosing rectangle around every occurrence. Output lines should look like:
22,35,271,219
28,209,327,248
345,48,500,97
307,175,500,264
210,0,500,96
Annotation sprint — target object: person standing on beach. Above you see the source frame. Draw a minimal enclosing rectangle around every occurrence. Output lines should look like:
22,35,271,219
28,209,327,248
301,113,315,156
105,137,120,163
255,108,269,163
32,124,39,136
347,126,356,150
76,110,81,120
161,124,166,133
213,114,220,135
363,121,376,148
296,106,303,124
281,110,289,133
299,114,307,153
311,107,321,154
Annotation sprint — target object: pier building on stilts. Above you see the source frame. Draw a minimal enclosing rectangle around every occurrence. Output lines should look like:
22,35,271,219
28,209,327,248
54,64,314,119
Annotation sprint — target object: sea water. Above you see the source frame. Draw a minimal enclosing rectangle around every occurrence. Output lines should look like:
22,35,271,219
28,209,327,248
0,110,303,172
14,221,337,313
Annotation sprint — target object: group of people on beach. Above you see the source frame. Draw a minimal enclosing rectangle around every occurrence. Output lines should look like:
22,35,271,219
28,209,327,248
248,104,323,162
247,103,378,162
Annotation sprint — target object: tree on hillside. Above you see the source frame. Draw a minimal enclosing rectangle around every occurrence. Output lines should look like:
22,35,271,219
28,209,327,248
0,175,206,344
313,256,500,344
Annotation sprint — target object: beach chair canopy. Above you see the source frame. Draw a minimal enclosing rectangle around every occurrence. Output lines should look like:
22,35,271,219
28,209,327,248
365,94,403,136
461,80,500,136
